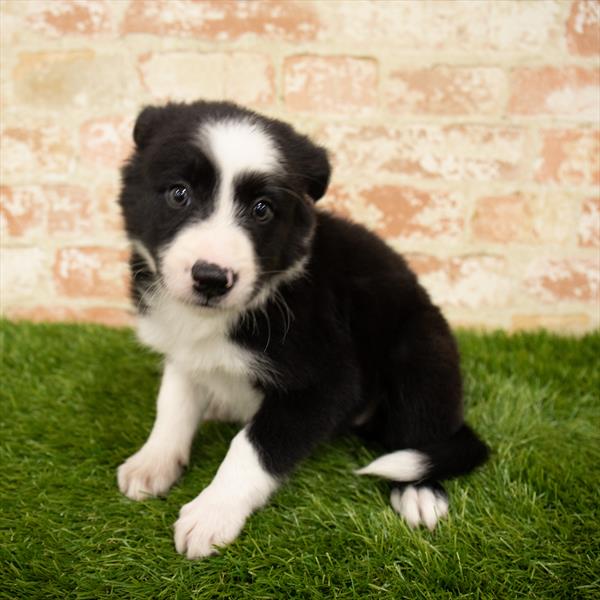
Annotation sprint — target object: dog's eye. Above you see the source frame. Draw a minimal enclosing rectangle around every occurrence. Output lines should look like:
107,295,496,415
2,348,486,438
252,199,274,223
166,185,190,209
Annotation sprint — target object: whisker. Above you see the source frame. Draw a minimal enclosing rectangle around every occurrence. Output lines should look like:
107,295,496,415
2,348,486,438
259,305,272,353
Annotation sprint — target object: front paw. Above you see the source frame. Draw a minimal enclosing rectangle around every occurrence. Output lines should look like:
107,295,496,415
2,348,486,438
117,445,186,501
174,487,248,559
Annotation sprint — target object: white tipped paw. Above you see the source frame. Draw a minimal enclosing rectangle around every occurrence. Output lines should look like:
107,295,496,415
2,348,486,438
174,487,247,559
390,485,449,531
117,446,186,501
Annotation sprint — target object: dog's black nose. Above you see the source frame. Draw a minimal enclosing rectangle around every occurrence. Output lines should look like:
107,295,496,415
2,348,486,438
191,261,235,300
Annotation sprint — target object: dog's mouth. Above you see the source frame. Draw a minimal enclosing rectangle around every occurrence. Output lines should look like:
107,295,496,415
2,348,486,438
189,291,228,309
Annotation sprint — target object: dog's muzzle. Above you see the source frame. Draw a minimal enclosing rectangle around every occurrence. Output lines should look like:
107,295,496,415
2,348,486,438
191,261,237,303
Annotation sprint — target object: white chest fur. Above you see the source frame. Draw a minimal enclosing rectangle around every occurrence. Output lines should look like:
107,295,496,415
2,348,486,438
137,298,264,423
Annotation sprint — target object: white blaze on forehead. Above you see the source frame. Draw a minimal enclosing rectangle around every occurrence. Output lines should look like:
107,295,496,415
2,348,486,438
160,119,280,310
199,119,280,180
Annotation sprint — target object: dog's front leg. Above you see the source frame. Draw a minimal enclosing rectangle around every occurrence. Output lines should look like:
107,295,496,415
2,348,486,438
174,387,347,559
174,426,277,559
118,361,206,500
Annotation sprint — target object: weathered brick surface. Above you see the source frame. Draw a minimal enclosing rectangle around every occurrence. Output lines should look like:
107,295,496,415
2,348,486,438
1,124,74,178
79,117,134,169
139,52,275,106
53,247,129,299
535,129,599,185
317,1,563,52
1,247,49,300
406,254,513,309
284,56,378,115
13,50,138,110
578,197,600,248
1,185,94,239
7,305,133,327
509,67,600,119
321,124,527,181
472,192,573,245
1,0,598,331
121,0,320,41
525,257,600,303
360,185,463,241
25,0,114,37
566,0,600,56
511,313,591,333
385,66,506,115
0,186,46,239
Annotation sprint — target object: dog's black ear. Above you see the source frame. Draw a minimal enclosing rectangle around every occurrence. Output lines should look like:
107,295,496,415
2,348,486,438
304,144,331,202
293,136,331,202
133,106,164,149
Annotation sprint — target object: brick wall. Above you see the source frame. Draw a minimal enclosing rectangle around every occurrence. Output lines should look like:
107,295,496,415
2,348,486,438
1,0,598,332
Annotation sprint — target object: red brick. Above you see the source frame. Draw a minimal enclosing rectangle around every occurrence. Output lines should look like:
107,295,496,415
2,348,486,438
79,116,134,169
525,257,600,302
26,0,113,36
405,254,444,277
96,181,125,236
472,192,573,244
121,0,319,41
0,184,93,238
6,305,133,327
53,247,129,299
578,197,600,247
386,66,506,115
0,186,45,238
361,185,463,241
1,124,74,177
508,67,599,118
323,185,464,241
319,185,354,221
566,0,600,56
46,186,95,236
320,124,527,181
535,129,600,185
404,253,512,309
284,55,378,115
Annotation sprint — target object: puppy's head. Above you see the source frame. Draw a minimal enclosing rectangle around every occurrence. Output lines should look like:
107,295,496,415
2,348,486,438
119,101,330,311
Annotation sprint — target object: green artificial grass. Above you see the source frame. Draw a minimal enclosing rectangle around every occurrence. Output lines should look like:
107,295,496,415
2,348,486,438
1,320,599,599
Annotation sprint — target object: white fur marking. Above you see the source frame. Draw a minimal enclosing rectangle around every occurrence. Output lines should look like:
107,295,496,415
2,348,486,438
137,297,270,420
391,485,420,528
354,449,428,481
131,239,157,273
161,218,257,309
117,363,204,500
174,428,278,559
161,119,281,309
200,119,280,179
247,254,310,310
390,485,449,530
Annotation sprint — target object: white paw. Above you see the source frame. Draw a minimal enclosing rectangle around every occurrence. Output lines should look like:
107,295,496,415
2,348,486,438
174,486,248,559
117,445,187,501
390,485,449,530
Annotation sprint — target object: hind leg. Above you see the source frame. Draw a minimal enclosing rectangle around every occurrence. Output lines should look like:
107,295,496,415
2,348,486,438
360,307,464,451
390,481,448,530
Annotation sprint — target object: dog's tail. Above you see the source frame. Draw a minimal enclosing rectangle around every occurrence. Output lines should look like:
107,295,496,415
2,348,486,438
354,423,489,483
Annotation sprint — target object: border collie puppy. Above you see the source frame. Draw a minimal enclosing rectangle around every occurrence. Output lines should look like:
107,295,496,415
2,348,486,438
117,101,489,559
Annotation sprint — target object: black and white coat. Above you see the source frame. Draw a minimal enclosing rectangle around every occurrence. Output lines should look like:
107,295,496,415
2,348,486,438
117,101,489,559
